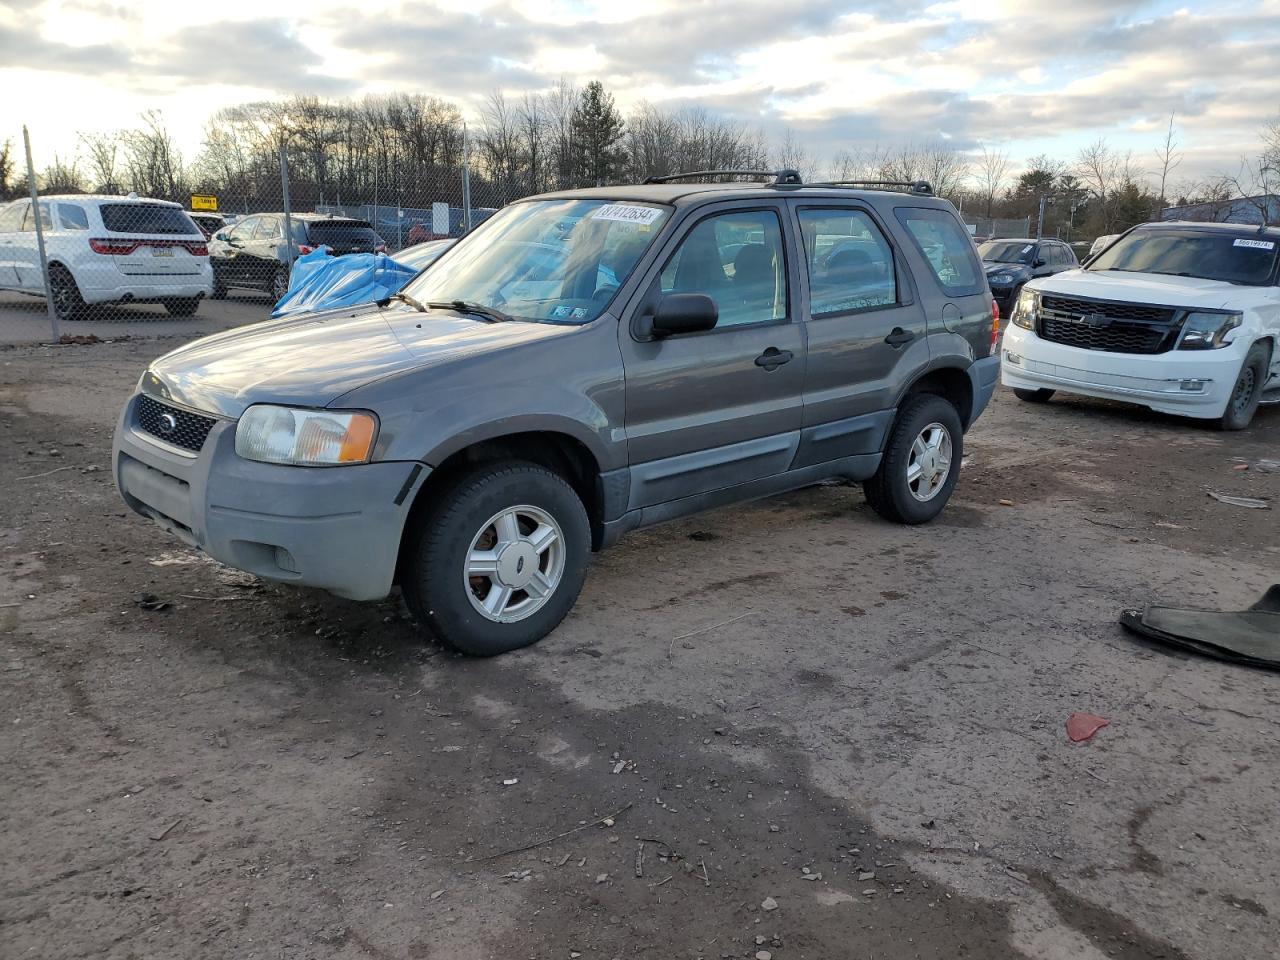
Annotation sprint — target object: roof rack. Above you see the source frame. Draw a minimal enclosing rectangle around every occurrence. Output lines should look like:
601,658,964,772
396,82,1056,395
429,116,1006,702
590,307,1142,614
642,169,803,186
819,179,934,196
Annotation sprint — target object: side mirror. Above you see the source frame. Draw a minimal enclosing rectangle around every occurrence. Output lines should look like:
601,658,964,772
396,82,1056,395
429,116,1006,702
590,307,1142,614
652,293,718,337
213,231,227,241
1033,258,1047,268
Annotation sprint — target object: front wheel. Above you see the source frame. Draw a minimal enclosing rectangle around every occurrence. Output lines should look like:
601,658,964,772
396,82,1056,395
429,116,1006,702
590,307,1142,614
269,265,290,301
1218,343,1269,431
401,462,590,656
864,394,963,524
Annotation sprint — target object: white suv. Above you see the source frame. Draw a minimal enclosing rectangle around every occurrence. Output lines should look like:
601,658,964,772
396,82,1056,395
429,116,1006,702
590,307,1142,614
1002,221,1279,430
0,195,213,320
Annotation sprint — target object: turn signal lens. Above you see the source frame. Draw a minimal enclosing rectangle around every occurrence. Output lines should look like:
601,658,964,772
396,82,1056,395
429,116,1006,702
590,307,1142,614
235,405,378,466
989,299,1000,355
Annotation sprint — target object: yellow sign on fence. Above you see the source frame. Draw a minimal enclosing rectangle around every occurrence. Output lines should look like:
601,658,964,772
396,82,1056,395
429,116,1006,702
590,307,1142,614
190,195,218,212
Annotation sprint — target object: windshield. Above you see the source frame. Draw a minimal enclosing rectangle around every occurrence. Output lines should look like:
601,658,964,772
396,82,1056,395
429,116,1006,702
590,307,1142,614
978,240,1036,264
400,198,671,323
1088,229,1279,285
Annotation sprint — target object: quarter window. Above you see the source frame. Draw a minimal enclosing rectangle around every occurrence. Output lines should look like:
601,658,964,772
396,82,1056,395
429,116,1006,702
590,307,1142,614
894,207,983,296
798,208,897,315
58,204,89,230
21,202,52,232
254,216,281,239
658,209,787,328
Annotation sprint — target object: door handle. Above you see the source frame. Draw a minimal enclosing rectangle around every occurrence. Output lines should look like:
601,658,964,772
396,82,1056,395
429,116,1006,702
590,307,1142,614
755,347,793,370
884,327,915,347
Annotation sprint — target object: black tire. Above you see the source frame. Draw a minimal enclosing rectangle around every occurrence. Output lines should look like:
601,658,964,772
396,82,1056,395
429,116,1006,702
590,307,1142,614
48,264,87,321
401,462,590,656
269,264,290,301
863,394,964,525
1013,387,1055,403
1218,343,1270,431
163,297,200,317
210,268,228,300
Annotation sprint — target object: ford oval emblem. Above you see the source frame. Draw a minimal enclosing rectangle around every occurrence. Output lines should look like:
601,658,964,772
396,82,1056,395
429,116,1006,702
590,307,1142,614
158,412,178,435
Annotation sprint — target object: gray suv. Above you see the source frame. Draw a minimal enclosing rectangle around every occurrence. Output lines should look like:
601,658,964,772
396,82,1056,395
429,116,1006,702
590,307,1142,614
112,172,999,655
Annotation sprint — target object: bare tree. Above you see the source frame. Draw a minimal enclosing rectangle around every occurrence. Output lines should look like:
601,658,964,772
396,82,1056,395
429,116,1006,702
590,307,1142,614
773,129,821,182
0,139,13,199
79,132,123,193
42,155,86,193
974,144,1010,217
478,90,523,202
876,141,970,198
122,111,187,201
827,146,882,182
1153,112,1182,210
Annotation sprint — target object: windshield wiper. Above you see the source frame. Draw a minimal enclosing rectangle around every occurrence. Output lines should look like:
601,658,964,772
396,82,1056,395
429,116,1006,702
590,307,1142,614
425,300,514,323
387,291,427,312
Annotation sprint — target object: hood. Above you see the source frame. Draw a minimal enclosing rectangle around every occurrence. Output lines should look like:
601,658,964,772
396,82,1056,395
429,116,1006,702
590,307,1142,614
1028,269,1257,311
983,260,1030,276
147,304,576,418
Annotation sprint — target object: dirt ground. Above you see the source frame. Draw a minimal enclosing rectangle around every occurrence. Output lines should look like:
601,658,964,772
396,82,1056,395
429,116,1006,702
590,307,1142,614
2,336,1278,960
0,290,271,345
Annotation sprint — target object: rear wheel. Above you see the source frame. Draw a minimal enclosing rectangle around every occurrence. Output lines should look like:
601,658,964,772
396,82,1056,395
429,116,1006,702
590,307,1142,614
48,264,87,322
864,394,963,524
163,297,200,317
1218,343,1269,431
401,462,590,656
1013,387,1055,403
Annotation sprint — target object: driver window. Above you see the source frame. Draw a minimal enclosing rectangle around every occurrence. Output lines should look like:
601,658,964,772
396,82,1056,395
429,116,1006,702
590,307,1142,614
229,218,257,241
659,210,787,328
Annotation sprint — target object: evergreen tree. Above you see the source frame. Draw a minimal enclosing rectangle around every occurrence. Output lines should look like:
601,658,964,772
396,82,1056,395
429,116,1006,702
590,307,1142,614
571,81,625,186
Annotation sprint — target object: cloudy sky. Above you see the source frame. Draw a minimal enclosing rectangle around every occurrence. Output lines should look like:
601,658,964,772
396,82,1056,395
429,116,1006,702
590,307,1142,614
5,0,1279,184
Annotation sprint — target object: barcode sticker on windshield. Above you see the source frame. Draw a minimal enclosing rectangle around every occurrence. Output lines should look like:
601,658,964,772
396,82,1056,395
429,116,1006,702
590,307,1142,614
1234,238,1275,250
592,204,663,225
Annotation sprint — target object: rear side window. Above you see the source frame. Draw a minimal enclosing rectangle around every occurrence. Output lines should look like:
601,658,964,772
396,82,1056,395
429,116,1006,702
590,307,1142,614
22,202,52,232
894,207,983,296
101,203,197,235
58,204,89,230
798,208,897,315
306,220,380,246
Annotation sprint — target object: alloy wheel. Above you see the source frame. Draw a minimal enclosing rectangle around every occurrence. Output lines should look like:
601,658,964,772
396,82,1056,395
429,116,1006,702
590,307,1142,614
906,422,953,502
464,505,565,623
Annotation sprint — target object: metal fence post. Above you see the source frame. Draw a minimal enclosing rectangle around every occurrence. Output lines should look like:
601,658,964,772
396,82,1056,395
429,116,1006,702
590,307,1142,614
23,126,59,342
462,121,472,233
279,144,295,267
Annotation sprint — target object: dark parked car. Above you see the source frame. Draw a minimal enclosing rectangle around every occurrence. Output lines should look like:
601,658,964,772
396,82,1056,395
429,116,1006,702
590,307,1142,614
978,238,1078,315
113,172,1000,656
187,212,226,240
209,213,386,300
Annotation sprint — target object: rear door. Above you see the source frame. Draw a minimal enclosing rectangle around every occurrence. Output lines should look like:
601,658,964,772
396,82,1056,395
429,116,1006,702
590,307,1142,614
243,215,282,288
15,201,53,289
789,202,929,467
0,201,28,288
619,201,805,509
893,205,991,358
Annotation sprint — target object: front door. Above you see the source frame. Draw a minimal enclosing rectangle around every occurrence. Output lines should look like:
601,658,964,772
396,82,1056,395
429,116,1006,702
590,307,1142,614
214,216,259,288
0,201,27,288
788,203,930,466
619,203,805,509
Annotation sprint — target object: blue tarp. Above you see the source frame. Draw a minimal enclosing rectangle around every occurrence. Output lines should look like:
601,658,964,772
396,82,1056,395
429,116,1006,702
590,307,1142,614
271,248,420,318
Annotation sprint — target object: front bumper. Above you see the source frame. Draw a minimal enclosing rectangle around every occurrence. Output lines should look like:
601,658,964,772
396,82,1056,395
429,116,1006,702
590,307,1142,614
112,394,428,600
1000,324,1246,419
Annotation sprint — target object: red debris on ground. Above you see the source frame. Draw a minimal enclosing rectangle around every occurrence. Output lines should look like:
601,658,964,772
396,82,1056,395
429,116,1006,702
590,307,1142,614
1066,712,1109,742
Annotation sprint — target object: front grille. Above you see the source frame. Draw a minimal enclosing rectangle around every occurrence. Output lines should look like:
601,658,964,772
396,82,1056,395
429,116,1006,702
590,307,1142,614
135,394,217,453
1038,295,1181,355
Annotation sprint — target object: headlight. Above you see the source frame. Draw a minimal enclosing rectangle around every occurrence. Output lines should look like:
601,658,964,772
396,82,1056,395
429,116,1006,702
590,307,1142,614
235,405,378,466
1178,311,1242,350
1010,288,1039,329
992,273,1014,285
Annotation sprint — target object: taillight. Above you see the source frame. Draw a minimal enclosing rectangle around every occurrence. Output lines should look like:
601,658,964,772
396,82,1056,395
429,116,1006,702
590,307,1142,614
990,299,1000,356
89,238,138,255
299,244,314,255
185,243,208,257
374,243,387,254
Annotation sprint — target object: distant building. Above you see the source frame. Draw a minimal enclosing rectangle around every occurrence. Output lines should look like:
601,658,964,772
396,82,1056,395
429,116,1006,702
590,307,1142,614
1160,194,1279,225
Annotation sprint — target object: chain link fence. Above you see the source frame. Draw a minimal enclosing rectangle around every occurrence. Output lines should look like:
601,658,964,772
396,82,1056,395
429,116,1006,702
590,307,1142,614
1,125,492,340
960,215,1032,241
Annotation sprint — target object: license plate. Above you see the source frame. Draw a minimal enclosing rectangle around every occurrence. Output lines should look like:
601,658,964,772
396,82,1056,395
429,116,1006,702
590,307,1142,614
151,247,174,258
